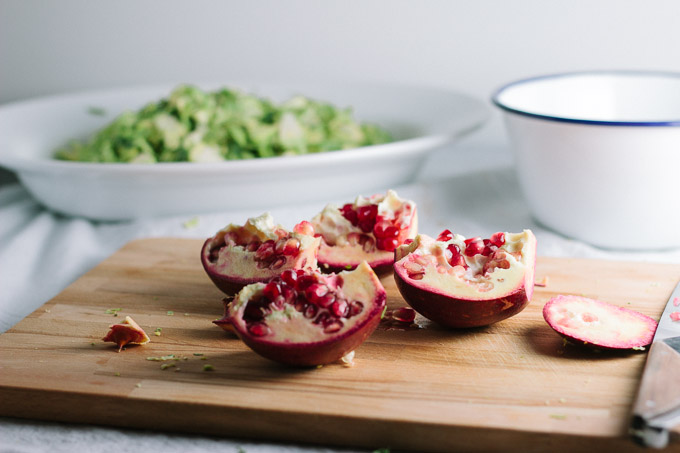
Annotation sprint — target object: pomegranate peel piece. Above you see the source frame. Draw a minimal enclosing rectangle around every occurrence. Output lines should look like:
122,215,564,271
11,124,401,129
393,230,536,328
311,190,417,274
102,316,150,352
228,262,386,366
213,297,236,334
201,213,321,295
542,295,657,350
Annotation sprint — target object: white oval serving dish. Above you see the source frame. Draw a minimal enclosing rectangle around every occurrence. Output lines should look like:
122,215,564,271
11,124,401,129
0,81,488,220
493,71,680,250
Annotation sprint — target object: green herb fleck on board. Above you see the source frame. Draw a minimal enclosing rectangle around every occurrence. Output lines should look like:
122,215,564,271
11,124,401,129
114,372,121,377
203,364,215,371
193,353,204,356
147,354,178,361
373,448,391,453
154,328,162,336
160,362,176,370
167,311,174,316
105,308,122,316
550,414,567,420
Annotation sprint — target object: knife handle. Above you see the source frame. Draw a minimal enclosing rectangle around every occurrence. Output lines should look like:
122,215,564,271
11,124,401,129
631,339,680,448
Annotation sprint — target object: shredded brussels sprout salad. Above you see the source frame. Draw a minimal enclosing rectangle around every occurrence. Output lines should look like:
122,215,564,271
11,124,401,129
55,85,392,163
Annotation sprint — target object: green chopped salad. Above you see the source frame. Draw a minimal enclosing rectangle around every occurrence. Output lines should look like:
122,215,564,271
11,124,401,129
56,85,392,163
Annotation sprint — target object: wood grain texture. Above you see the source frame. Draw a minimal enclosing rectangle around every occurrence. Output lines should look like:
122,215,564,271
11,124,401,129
1,238,679,452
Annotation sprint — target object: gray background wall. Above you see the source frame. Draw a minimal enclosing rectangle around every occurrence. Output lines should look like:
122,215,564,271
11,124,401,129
2,0,680,146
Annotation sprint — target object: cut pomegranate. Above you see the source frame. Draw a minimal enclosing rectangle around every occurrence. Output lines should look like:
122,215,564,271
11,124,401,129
543,295,657,350
201,213,321,295
227,262,386,366
102,316,150,352
394,230,537,328
311,190,418,274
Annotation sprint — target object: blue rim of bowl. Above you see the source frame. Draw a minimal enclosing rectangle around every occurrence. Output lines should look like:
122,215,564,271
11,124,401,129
491,70,680,127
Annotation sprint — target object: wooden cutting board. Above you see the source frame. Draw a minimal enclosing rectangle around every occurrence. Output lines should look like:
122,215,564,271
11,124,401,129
1,238,679,452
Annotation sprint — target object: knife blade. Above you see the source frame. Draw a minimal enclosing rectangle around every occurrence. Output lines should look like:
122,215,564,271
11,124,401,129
631,279,680,448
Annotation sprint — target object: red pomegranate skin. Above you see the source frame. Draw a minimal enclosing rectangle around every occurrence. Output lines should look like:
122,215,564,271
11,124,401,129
393,267,530,328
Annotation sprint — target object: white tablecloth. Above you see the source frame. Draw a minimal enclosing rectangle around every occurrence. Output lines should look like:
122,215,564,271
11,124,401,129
2,144,679,452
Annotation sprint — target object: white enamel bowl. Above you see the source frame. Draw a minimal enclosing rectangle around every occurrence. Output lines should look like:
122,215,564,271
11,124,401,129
493,71,680,250
0,82,488,220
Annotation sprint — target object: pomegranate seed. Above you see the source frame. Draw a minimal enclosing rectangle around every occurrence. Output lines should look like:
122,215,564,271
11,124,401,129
280,269,298,286
358,218,375,233
281,238,300,256
317,292,336,308
446,244,467,268
392,307,416,323
280,285,296,302
293,220,315,236
304,304,318,319
348,301,364,317
340,204,358,226
324,320,344,333
437,229,454,242
331,300,348,317
305,283,330,305
377,237,399,252
296,274,318,291
248,322,271,337
408,272,425,280
403,238,413,245
464,237,484,257
373,220,399,239
274,228,288,239
269,256,286,270
481,246,494,257
245,240,261,252
255,240,276,259
357,204,378,221
263,282,281,300
489,232,506,248
314,312,330,325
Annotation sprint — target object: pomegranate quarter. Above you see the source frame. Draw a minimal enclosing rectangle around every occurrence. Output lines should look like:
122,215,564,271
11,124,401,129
543,295,657,350
394,229,537,328
201,213,320,295
311,190,417,274
228,263,386,366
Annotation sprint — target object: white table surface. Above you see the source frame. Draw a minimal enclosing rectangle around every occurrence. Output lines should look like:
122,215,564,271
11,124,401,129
2,143,679,452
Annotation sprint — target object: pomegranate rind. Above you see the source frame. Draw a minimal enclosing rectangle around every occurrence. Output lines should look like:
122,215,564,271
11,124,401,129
542,295,658,350
201,213,321,295
312,190,418,273
228,262,386,366
393,230,537,328
102,316,150,351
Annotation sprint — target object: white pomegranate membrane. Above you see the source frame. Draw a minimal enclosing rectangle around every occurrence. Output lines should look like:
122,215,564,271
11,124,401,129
311,190,417,272
228,262,386,366
543,295,657,349
395,230,536,300
202,213,320,293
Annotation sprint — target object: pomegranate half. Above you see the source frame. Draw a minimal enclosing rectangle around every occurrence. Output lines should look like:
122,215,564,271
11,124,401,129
310,190,417,274
228,262,386,366
394,229,537,328
201,213,320,295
